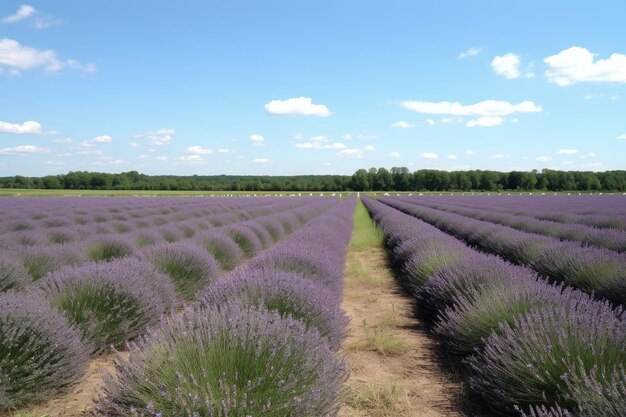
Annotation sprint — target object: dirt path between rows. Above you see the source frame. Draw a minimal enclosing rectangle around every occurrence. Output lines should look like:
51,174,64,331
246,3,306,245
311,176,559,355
339,248,467,417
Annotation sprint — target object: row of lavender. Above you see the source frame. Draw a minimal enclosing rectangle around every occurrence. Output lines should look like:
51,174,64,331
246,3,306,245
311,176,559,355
0,197,313,253
377,196,626,307
408,194,626,231
95,197,356,416
395,195,626,252
0,197,324,289
362,196,625,417
0,196,340,412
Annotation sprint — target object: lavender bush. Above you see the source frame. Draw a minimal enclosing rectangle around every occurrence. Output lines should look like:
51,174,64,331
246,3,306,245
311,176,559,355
194,231,244,270
84,237,135,262
0,292,88,410
468,297,625,415
95,304,347,417
0,254,30,292
20,244,85,281
144,242,221,301
34,258,176,353
199,270,349,350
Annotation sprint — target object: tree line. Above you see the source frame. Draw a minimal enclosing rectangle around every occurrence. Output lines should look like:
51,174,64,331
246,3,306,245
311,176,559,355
1,168,625,192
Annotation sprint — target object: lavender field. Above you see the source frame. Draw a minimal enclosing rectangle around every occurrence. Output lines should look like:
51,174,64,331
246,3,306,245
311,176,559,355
1,194,625,416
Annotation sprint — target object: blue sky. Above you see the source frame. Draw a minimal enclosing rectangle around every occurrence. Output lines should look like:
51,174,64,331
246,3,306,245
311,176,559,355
1,1,625,176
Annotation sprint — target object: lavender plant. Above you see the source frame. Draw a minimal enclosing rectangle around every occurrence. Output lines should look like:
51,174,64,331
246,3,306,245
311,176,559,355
144,242,221,301
0,254,30,291
199,270,349,350
95,304,347,417
195,231,244,270
20,244,85,281
468,297,625,415
0,292,88,410
34,258,176,353
84,237,135,262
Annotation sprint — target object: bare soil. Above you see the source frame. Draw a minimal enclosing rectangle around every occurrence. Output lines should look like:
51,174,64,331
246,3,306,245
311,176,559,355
339,248,467,417
8,353,122,417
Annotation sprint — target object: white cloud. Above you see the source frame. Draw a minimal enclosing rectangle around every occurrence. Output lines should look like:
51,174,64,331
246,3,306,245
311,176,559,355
0,120,44,134
253,158,272,163
0,38,95,74
492,53,521,79
446,154,458,160
426,119,435,126
78,135,112,148
217,148,234,153
310,135,329,142
53,137,73,144
295,142,346,150
56,152,71,157
337,148,364,159
466,116,504,128
2,5,35,24
387,151,401,158
139,154,149,160
129,142,140,148
91,135,112,143
34,15,62,29
536,156,552,162
545,47,626,86
134,128,175,146
558,149,579,155
264,97,332,117
250,134,265,146
77,149,103,156
0,144,50,155
177,155,204,163
401,99,542,117
185,145,213,155
580,152,597,159
458,47,482,59
617,134,626,140
156,156,168,161
464,150,475,155
44,160,65,167
364,145,376,152
418,152,438,159
391,121,414,129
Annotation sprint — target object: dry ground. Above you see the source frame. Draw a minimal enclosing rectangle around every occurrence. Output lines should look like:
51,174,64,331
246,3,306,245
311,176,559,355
339,202,466,417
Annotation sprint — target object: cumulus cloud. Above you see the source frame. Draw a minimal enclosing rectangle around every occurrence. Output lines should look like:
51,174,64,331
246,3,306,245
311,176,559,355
185,145,213,155
558,149,579,155
364,145,376,152
426,119,435,126
464,150,475,155
134,128,175,146
492,53,522,79
446,154,458,160
458,47,482,59
253,158,272,163
418,152,438,159
466,116,504,128
545,46,626,86
250,134,265,146
78,135,112,148
0,38,95,74
391,121,414,129
2,5,35,24
295,142,346,150
217,148,234,153
0,144,50,155
0,120,44,134
177,155,204,163
43,160,65,167
580,152,597,159
536,156,552,162
156,156,168,161
264,97,332,117
401,99,542,117
387,151,401,158
617,134,626,140
337,148,364,159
